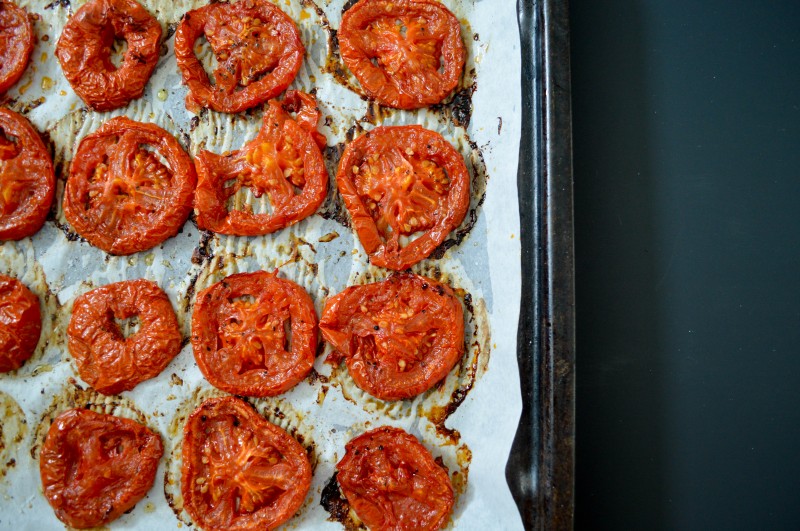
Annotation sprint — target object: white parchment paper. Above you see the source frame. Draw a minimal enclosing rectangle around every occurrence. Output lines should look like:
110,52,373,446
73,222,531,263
0,0,523,529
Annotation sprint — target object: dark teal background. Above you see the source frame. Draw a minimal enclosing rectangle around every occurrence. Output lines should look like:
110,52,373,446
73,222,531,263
570,1,800,528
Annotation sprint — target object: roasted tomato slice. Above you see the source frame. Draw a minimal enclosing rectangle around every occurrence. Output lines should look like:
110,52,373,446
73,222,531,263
195,91,327,236
63,116,196,255
175,0,304,114
67,279,182,395
55,0,161,111
337,426,454,531
337,125,469,270
39,408,163,529
0,274,41,372
0,108,55,240
0,0,34,94
339,0,465,109
192,270,317,397
182,396,312,530
320,273,464,401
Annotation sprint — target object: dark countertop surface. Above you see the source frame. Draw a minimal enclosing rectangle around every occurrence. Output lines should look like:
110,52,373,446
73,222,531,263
570,1,800,528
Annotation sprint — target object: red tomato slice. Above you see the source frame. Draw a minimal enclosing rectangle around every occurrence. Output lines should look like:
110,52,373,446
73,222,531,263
319,273,465,401
339,0,465,109
181,396,312,531
336,125,470,270
63,116,196,255
39,408,163,529
0,108,55,240
175,0,304,114
0,274,41,372
67,278,182,395
194,91,327,236
0,0,34,94
55,0,162,111
337,426,455,531
191,270,317,397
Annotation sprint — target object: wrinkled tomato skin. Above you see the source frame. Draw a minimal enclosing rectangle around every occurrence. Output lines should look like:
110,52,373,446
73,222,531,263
337,426,454,531
63,116,196,255
192,270,317,397
39,408,163,529
67,279,182,395
195,91,327,236
0,274,41,373
0,108,55,240
337,125,470,270
55,0,161,111
181,396,312,531
320,273,464,401
0,0,34,94
339,0,465,109
175,0,304,114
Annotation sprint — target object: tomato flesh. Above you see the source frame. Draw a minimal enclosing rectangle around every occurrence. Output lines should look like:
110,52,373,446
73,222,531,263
39,408,163,529
181,396,311,530
336,125,470,270
192,270,317,397
339,0,465,109
320,273,465,401
337,426,454,531
63,116,196,255
0,274,41,372
0,0,34,94
195,91,327,236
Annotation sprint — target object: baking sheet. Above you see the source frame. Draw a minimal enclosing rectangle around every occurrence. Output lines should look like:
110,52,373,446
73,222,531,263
0,0,523,528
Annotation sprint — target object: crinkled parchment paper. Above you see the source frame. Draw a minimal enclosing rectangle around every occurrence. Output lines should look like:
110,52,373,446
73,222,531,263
0,0,522,528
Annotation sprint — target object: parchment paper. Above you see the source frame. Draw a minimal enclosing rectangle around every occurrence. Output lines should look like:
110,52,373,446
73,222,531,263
0,0,523,528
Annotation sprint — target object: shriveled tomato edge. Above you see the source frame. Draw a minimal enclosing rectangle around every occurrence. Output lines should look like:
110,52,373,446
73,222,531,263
194,106,328,236
319,273,466,401
0,108,55,240
66,278,182,395
174,0,304,114
336,425,455,531
39,408,164,529
0,0,35,95
180,396,312,531
339,0,466,109
336,125,471,270
55,0,162,111
0,274,41,372
191,271,317,397
63,116,197,255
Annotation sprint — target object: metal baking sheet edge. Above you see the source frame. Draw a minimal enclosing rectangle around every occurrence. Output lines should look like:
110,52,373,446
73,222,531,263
507,0,575,529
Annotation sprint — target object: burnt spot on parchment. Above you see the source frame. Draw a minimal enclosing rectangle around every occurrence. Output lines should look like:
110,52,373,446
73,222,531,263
30,382,151,461
321,472,365,530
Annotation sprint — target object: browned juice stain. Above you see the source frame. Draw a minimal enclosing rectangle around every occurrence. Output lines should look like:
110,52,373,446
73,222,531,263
0,391,27,481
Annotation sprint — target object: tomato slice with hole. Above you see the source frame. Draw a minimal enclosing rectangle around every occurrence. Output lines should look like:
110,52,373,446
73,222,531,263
181,396,312,531
336,125,469,270
63,116,196,255
0,274,41,373
320,272,464,401
0,108,55,240
195,90,327,236
39,408,163,529
192,270,317,397
56,0,162,111
174,0,304,114
339,0,465,109
67,278,182,395
337,426,455,531
0,0,34,95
